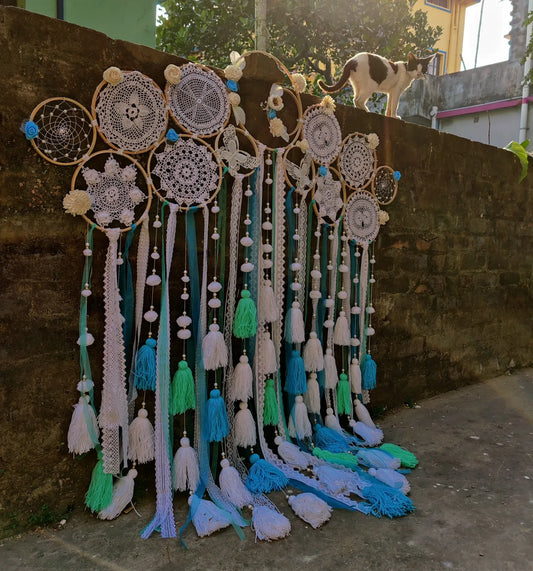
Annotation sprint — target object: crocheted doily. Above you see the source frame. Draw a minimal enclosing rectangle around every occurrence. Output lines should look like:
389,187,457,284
149,136,221,206
166,63,230,137
93,71,167,153
214,125,260,177
344,190,380,245
339,133,376,190
302,105,342,165
73,152,149,228
29,97,96,165
372,165,398,205
313,170,344,223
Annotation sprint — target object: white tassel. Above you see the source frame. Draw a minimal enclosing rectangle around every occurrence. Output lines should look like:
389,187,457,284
274,436,310,469
287,395,312,440
303,332,324,372
68,395,98,455
173,436,200,493
288,493,332,529
262,329,278,375
259,278,279,323
368,468,410,495
304,372,321,414
234,402,257,447
202,321,228,370
230,354,253,401
349,419,383,446
189,496,232,537
324,407,343,432
350,357,362,394
98,468,137,520
314,465,354,495
127,407,155,464
219,458,253,508
285,301,305,344
333,311,351,346
324,348,338,389
354,398,376,428
252,505,291,541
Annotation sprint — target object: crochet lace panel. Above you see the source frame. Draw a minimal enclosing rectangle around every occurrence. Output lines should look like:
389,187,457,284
339,133,376,190
30,98,96,165
94,71,167,153
167,63,230,137
81,155,147,228
372,166,398,205
313,171,344,223
302,106,342,165
215,125,260,177
284,151,313,197
151,138,220,207
344,191,380,245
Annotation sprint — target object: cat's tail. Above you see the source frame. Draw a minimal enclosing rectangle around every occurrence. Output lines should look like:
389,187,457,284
317,60,355,93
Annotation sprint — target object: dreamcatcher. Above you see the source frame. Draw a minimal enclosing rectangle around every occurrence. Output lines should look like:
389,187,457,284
339,133,377,190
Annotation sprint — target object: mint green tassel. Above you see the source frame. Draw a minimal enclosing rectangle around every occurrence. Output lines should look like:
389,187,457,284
336,373,352,415
263,378,279,425
85,453,113,513
312,446,359,470
233,288,257,339
171,359,196,415
379,443,419,468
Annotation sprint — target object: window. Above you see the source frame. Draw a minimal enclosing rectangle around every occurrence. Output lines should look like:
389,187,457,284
426,0,451,10
427,53,443,76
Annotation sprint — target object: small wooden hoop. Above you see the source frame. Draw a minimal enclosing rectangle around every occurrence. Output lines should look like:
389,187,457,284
371,165,398,205
337,132,377,191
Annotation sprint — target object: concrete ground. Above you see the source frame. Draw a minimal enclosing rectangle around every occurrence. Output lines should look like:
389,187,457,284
1,370,532,571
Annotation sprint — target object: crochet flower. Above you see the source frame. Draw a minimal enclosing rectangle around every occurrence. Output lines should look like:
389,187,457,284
268,94,284,111
393,170,402,181
378,209,389,226
321,95,336,115
291,73,307,93
24,120,39,140
120,209,135,226
63,190,92,216
121,164,137,183
166,128,179,142
296,139,309,152
164,64,181,85
269,117,286,138
83,168,101,185
224,64,243,82
228,92,240,106
95,211,112,226
114,91,151,132
367,133,379,149
103,66,124,86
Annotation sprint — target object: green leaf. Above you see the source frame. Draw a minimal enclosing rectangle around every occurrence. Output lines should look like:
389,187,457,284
504,140,530,182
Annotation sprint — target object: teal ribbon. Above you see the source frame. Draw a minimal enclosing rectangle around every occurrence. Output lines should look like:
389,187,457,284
119,223,136,378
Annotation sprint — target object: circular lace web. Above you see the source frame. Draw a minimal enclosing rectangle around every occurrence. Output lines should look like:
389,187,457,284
344,191,380,245
29,98,96,165
372,165,398,205
339,133,376,190
149,137,221,206
93,71,167,153
302,105,342,165
313,170,344,223
166,63,230,137
73,152,149,228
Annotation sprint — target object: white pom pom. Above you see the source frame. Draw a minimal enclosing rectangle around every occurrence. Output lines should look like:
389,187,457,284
325,297,335,308
202,322,228,370
128,408,155,464
324,408,343,432
351,337,360,347
337,289,348,299
290,281,302,291
189,497,232,537
366,326,375,336
303,332,324,372
177,313,192,327
208,297,222,309
262,257,273,269
98,469,137,520
67,396,98,455
275,437,310,469
262,220,273,231
262,242,273,253
324,349,338,390
304,372,321,414
252,505,291,541
323,318,334,329
287,396,312,440
177,329,192,340
350,358,362,394
208,280,222,293
219,459,253,508
77,331,94,346
146,273,161,287
338,264,349,273
240,235,253,247
262,330,278,374
173,436,199,492
368,468,410,495
354,398,376,428
333,311,351,346
351,305,362,315
76,378,94,393
285,301,305,344
230,355,253,401
259,279,279,323
288,493,332,528
309,290,322,299
144,309,158,323
291,261,302,271
310,269,322,280
234,402,257,447
241,261,254,272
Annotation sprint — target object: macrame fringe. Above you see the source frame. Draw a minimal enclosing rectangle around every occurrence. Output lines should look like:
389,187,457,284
304,372,321,414
233,289,257,339
252,505,291,541
202,322,228,370
219,458,253,508
68,396,98,455
303,332,324,372
263,378,280,425
230,354,253,401
85,454,113,513
98,468,137,520
259,278,279,323
173,436,200,493
336,373,352,415
134,338,157,391
324,348,338,389
189,495,232,537
170,359,196,415
287,395,312,440
368,467,410,495
128,408,155,464
246,454,288,494
288,493,332,529
285,350,307,395
379,443,419,468
234,402,257,447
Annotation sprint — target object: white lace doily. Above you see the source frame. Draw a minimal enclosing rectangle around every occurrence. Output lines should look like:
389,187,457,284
313,170,345,223
302,104,342,165
166,63,230,137
29,97,96,165
339,133,376,190
93,71,167,153
72,151,150,228
149,136,221,207
215,125,260,177
372,165,398,205
344,191,380,245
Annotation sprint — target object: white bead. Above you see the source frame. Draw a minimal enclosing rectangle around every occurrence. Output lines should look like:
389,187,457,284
211,232,220,240
355,250,361,257
367,327,375,336
208,297,222,308
265,158,273,166
181,292,190,300
369,277,376,284
337,290,348,299
341,235,348,242
83,248,92,257
240,236,254,247
351,337,360,347
262,243,273,253
291,262,302,271
293,206,301,214
244,218,252,226
351,306,361,315
241,261,254,272
181,275,190,283
314,231,321,238
211,205,220,214
310,269,321,279
81,288,92,298
341,250,347,258
262,221,273,230
327,264,333,271
264,206,272,214
178,329,192,340
293,233,300,241
291,282,302,291
328,233,334,241
144,309,158,322
265,177,273,185
146,274,161,287
177,314,192,327
151,251,160,260
116,257,124,266
353,277,359,284
313,253,320,260
153,220,162,229
370,258,376,264
208,280,222,292
244,189,253,197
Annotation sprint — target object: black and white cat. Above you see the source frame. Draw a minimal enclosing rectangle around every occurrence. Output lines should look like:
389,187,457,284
318,52,435,118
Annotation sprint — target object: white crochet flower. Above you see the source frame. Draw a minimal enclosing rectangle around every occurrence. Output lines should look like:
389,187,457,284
269,117,286,138
129,187,144,205
103,66,124,86
296,139,309,152
321,95,336,115
268,95,284,111
378,209,389,226
224,64,243,82
120,209,135,226
82,168,100,186
63,190,92,216
291,73,307,93
367,133,380,149
121,164,137,183
164,64,181,85
228,92,241,106
95,211,112,226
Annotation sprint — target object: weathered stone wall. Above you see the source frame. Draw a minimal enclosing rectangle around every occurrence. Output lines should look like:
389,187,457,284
1,7,532,534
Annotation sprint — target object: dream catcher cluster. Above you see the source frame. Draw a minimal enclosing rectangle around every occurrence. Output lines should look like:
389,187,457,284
24,50,416,543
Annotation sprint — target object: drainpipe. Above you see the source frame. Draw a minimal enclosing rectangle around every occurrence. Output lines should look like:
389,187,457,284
56,0,64,20
519,0,533,143
430,106,439,130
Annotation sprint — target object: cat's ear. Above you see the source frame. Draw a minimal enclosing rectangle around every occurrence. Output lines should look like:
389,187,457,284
408,53,416,62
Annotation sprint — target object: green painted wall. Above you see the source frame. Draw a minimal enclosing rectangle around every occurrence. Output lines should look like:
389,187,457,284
21,0,156,47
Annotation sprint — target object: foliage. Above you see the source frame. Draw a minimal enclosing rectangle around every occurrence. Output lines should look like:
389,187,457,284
157,0,441,87
504,139,530,182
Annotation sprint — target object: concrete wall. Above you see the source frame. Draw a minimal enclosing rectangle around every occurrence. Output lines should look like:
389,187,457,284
1,7,532,534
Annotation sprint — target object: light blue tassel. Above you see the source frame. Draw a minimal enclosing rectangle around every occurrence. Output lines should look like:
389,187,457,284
245,453,288,494
313,424,352,453
207,388,229,442
356,449,401,470
361,477,414,518
362,354,377,390
285,350,307,394
134,338,157,391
